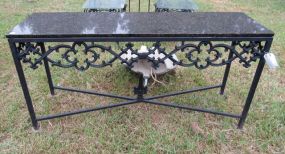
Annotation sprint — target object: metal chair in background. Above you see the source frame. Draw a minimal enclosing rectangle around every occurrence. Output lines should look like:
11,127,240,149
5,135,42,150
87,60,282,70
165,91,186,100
83,0,127,12
83,0,198,13
155,0,198,12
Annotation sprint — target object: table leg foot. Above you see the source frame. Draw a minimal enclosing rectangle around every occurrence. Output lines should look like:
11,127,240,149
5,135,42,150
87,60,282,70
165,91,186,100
237,119,245,129
32,122,40,130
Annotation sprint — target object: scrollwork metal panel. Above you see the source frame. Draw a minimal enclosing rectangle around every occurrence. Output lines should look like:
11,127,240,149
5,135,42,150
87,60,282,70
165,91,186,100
15,41,266,71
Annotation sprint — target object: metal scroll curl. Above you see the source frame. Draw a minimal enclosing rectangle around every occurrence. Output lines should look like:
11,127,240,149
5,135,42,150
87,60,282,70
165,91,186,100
46,42,116,71
16,42,42,69
16,41,266,71
155,41,266,69
16,42,136,71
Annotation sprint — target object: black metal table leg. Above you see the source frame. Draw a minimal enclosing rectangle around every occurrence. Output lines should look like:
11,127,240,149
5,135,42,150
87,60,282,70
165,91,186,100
9,40,39,130
128,0,131,12
39,42,55,96
237,40,273,129
237,58,265,129
148,0,151,12
138,0,141,12
220,42,235,95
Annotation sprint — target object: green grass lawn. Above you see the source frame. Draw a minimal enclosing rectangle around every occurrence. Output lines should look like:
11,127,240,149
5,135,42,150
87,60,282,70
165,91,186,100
0,0,284,153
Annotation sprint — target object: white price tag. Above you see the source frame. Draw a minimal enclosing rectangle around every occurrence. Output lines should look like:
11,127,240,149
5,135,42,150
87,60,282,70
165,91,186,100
264,53,279,70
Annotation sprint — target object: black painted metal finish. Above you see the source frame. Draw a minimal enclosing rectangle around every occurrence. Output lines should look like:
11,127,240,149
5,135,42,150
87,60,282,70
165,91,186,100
7,37,274,130
37,100,140,121
7,12,274,130
220,42,235,95
39,43,55,95
143,100,241,118
54,86,135,100
134,75,148,100
9,40,39,129
237,40,273,129
11,41,268,71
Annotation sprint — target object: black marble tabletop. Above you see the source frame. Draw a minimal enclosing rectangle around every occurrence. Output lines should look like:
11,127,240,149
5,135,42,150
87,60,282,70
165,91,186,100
6,12,274,38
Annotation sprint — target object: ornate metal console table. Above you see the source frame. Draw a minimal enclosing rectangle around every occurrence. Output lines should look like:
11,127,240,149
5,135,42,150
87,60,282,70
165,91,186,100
6,12,274,130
